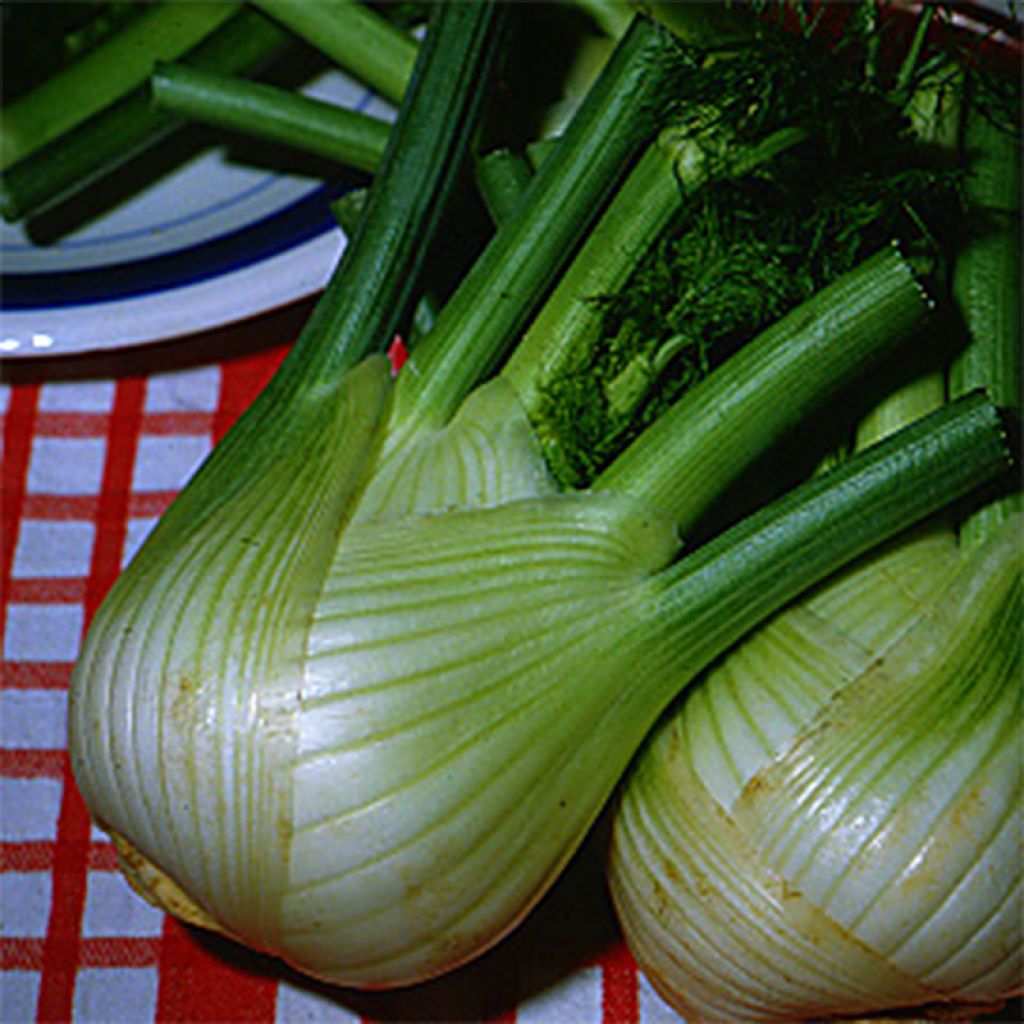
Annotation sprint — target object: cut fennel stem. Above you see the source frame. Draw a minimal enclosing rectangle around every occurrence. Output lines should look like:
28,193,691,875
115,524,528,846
67,10,1012,993
607,84,1022,1023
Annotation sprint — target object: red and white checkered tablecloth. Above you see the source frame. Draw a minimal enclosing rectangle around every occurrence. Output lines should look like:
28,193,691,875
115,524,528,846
1,301,678,1024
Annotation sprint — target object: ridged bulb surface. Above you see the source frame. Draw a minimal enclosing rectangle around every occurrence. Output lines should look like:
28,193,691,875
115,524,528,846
70,371,688,987
609,520,1022,1022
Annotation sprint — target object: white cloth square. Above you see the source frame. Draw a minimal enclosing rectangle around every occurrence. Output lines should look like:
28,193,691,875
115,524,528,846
39,380,115,414
0,872,52,937
0,778,63,841
639,969,684,1022
4,604,84,662
144,365,220,413
12,520,95,579
519,965,602,1024
0,969,41,1022
26,437,105,496
0,690,67,750
131,435,210,493
72,967,158,1024
275,981,362,1023
81,871,164,938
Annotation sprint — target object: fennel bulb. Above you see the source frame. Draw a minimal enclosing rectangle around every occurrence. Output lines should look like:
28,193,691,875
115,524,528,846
606,92,1022,1023
608,510,1021,1021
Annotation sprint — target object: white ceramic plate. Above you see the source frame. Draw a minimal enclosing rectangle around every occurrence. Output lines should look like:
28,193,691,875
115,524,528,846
0,68,394,358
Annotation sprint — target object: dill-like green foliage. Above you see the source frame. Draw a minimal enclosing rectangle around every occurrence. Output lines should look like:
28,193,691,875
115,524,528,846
536,7,965,490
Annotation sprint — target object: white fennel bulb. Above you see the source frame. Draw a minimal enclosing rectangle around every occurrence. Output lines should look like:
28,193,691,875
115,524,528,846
607,90,1022,1024
608,512,1021,1022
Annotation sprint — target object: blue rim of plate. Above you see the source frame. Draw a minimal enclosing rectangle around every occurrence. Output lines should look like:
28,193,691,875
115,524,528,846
1,181,347,311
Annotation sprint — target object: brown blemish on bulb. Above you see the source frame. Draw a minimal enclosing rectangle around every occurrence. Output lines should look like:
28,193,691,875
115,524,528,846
276,809,293,846
105,824,228,937
170,671,201,731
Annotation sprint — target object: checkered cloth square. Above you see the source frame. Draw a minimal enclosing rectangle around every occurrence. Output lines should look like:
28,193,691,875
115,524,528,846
1,305,670,1024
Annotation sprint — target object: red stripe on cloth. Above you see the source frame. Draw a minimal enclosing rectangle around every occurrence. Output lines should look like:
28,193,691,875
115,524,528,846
0,661,72,689
19,490,178,521
129,491,177,518
0,748,65,778
1,937,43,970
2,937,162,971
1,384,40,646
1,841,55,871
142,412,216,436
82,937,163,968
0,840,118,872
155,346,285,1024
600,942,639,1024
88,841,121,871
5,578,87,603
156,919,279,1023
23,410,214,439
22,412,108,439
21,494,99,520
36,376,146,1024
34,750,93,1023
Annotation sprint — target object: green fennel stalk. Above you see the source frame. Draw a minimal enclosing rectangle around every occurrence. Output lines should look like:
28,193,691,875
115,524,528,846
0,8,293,223
250,0,417,105
150,62,391,174
383,17,697,445
0,0,421,224
1,1,240,171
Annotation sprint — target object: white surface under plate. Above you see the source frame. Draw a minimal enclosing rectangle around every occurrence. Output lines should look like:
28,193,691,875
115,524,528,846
0,69,392,359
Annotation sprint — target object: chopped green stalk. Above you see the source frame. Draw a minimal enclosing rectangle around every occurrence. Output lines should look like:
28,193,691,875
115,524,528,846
950,97,1022,548
0,9,292,224
266,3,502,382
150,62,391,174
474,148,535,225
330,185,440,352
250,0,417,105
596,245,933,532
389,15,695,445
1,1,240,171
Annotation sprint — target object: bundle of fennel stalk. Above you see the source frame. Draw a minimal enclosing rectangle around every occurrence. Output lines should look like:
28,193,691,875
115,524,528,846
66,0,1018,1004
607,37,1023,1024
